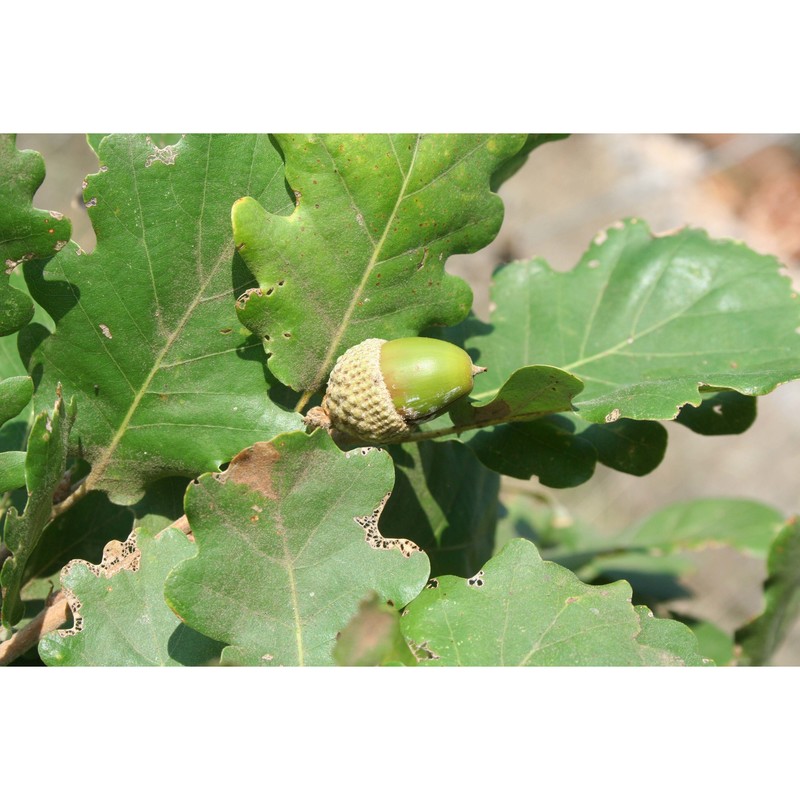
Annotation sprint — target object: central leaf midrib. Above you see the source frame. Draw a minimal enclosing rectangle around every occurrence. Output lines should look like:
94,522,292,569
302,134,423,400
87,245,232,492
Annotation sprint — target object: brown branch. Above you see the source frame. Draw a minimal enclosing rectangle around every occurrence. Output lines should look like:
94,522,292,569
49,479,89,522
401,409,553,444
171,514,191,538
294,390,314,415
0,591,69,666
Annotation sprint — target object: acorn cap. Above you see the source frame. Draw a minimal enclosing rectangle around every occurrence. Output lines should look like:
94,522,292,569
319,337,484,444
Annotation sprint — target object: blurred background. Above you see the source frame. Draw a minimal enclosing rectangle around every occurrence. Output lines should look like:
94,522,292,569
16,133,800,663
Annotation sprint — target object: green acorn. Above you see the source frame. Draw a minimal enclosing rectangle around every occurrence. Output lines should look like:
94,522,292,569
305,337,486,444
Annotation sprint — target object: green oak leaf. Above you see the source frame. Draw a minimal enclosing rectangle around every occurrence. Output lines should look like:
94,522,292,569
465,221,800,424
232,133,527,395
449,365,583,427
432,319,667,487
675,390,757,436
461,414,667,488
333,593,417,666
1,387,75,627
672,616,734,666
22,134,301,504
39,527,223,666
626,498,785,559
400,538,706,666
464,416,597,487
571,415,668,476
0,376,33,426
634,606,712,665
382,440,500,578
461,414,597,489
0,374,33,487
0,135,71,337
0,452,26,495
497,496,787,607
736,518,800,665
87,134,183,155
164,430,430,666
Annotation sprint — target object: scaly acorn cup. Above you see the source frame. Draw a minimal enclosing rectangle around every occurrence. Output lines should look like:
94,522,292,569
304,338,486,444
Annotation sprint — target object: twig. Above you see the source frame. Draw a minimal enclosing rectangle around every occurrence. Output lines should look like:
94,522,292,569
171,514,191,538
401,409,553,444
0,591,68,666
49,480,89,522
294,390,314,415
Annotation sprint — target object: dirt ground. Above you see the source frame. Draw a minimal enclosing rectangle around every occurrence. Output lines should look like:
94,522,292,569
17,133,800,664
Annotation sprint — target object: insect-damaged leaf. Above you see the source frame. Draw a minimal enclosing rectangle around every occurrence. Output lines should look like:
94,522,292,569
400,539,707,666
22,135,301,504
164,430,430,665
39,527,223,666
232,134,528,395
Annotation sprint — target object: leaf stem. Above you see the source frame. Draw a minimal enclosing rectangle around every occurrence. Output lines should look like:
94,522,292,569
294,390,314,415
49,479,89,522
401,408,552,444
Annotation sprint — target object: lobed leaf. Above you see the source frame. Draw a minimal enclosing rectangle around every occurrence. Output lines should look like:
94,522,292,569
675,390,757,436
400,538,706,666
22,134,301,504
626,497,785,559
0,451,26,494
736,517,800,665
465,221,800,425
23,490,135,583
232,133,528,394
1,387,75,627
463,416,597,487
164,430,430,666
0,135,71,337
461,414,667,488
634,606,712,665
39,527,223,666
0,376,33,427
449,365,583,427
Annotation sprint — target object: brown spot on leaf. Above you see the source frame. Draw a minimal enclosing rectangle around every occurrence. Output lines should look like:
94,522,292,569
220,441,281,500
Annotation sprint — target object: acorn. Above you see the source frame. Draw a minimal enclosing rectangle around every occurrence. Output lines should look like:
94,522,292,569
305,337,486,444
